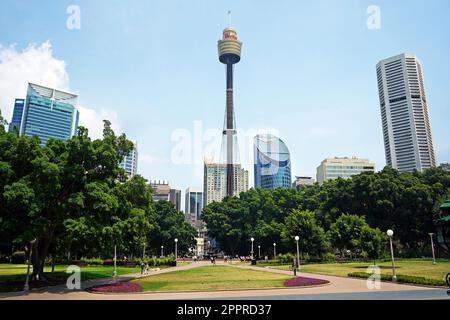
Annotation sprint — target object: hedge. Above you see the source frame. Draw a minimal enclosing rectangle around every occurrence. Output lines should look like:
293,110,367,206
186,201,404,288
348,272,446,286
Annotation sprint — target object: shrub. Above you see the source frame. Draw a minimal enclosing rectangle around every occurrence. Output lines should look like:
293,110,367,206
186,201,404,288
276,253,296,264
348,272,446,286
80,257,104,265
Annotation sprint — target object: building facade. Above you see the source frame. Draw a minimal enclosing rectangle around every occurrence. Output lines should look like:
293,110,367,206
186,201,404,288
150,180,171,202
185,187,204,221
169,189,182,212
203,160,248,206
292,176,315,190
20,83,79,146
316,157,375,185
376,53,436,172
8,99,25,134
119,141,138,177
254,134,292,189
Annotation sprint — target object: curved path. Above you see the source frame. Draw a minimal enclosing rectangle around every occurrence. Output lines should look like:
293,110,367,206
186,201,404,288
1,261,448,300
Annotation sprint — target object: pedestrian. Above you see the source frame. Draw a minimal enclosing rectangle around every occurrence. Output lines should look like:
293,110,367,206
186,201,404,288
145,262,149,274
140,261,145,275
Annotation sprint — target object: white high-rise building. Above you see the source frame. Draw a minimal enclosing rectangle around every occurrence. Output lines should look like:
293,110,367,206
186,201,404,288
203,159,248,206
120,140,138,177
316,157,375,185
376,53,436,172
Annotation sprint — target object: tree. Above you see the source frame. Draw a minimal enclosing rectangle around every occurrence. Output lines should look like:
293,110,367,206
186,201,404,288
0,120,140,280
281,210,328,258
148,201,196,256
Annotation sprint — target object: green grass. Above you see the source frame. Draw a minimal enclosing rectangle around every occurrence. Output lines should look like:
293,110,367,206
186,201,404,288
0,264,141,283
262,259,450,283
133,266,292,292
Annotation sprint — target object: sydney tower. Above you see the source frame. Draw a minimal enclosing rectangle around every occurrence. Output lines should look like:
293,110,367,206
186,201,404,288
218,14,243,197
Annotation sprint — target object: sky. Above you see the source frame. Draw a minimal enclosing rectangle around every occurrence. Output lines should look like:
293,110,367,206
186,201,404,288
1,0,450,208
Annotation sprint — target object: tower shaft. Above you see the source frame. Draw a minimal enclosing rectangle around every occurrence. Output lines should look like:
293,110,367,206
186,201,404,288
225,63,235,196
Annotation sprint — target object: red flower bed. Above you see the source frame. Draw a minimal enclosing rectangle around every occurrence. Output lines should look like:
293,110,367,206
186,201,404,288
284,277,329,287
90,282,143,293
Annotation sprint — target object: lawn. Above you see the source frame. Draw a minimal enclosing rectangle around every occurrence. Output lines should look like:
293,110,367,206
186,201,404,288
133,266,292,292
0,264,141,283
262,259,450,282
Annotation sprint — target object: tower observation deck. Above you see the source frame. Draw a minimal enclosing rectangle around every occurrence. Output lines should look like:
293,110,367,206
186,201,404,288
218,14,242,197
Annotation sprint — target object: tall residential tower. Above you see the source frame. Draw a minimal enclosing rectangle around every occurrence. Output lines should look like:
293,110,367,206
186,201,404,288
376,53,436,172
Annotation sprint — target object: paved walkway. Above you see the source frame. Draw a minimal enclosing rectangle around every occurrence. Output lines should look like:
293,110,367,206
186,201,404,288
1,261,448,300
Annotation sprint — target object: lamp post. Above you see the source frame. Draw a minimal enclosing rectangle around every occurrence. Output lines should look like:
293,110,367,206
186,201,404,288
142,243,146,259
250,238,254,260
24,238,36,292
113,245,117,281
429,233,436,265
273,243,276,259
295,236,300,270
387,229,397,282
174,238,178,262
161,245,164,258
258,245,261,260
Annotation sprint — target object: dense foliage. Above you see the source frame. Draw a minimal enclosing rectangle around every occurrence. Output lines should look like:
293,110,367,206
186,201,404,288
203,165,450,259
0,111,196,280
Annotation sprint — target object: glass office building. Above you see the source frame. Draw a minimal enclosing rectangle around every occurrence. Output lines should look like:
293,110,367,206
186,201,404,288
254,134,292,189
185,187,204,221
20,83,79,146
8,99,25,134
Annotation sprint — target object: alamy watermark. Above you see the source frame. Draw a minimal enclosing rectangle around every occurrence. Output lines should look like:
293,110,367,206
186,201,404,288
67,5,81,30
367,5,381,30
66,265,81,290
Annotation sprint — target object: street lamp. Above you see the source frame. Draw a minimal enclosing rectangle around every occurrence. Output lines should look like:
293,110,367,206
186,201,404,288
142,242,146,259
429,233,436,265
24,238,36,292
113,245,117,281
258,245,261,259
387,229,397,282
295,236,300,270
273,243,277,259
174,238,178,262
161,245,164,258
250,238,255,260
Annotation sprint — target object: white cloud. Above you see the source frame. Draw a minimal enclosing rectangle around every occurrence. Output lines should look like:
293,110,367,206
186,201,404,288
77,105,121,140
0,41,120,139
0,41,69,120
139,154,169,165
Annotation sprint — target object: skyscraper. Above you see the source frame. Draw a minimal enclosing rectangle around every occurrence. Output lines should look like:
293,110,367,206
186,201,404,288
8,99,25,134
20,83,79,146
376,53,436,172
185,187,204,221
119,140,138,177
218,13,243,197
203,159,248,206
254,134,292,189
316,157,375,185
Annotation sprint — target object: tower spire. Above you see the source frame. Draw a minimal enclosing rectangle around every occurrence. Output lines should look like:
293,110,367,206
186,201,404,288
228,10,232,27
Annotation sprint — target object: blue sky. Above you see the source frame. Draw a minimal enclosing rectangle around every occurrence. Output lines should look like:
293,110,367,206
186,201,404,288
1,0,449,200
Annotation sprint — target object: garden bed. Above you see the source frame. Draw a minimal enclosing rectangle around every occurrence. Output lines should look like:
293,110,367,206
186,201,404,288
284,277,330,287
89,282,143,293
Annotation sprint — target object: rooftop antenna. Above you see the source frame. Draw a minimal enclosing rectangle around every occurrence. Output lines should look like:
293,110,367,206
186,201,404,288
228,10,232,27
